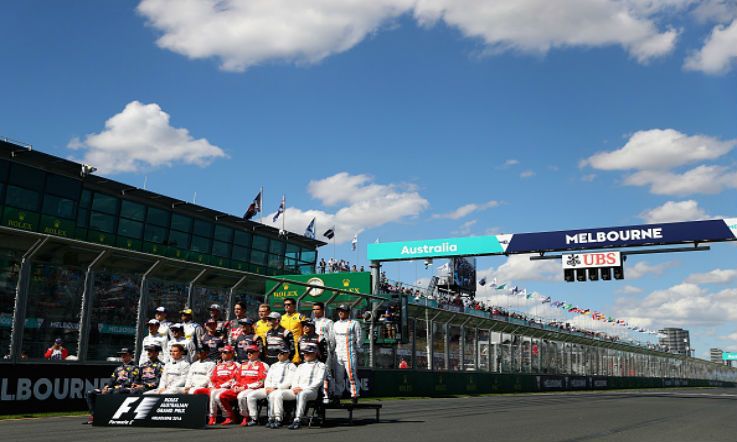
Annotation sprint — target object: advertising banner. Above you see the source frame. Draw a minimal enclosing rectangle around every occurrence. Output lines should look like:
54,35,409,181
561,252,621,269
366,219,737,261
265,272,371,309
93,394,207,428
723,352,737,361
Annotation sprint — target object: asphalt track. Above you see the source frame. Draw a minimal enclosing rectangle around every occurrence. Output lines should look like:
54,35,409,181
3,389,736,442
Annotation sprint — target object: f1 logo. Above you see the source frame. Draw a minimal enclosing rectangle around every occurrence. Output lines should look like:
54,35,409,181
112,397,158,420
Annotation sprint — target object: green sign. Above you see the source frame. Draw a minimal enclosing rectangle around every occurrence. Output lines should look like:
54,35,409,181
723,352,737,361
40,215,75,238
2,207,39,232
266,272,371,308
367,235,504,261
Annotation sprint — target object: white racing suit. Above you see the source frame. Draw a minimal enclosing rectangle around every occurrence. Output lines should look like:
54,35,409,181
146,358,190,394
242,360,296,420
314,316,336,398
182,359,215,392
270,360,326,421
333,319,362,398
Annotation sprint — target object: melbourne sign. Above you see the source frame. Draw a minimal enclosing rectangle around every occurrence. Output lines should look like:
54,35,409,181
93,394,207,428
562,252,621,269
366,219,737,261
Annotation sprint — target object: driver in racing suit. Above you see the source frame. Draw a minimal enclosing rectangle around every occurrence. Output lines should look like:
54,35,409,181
217,344,268,426
205,345,239,425
332,304,362,403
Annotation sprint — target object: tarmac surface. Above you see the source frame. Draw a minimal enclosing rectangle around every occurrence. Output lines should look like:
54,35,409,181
2,388,736,442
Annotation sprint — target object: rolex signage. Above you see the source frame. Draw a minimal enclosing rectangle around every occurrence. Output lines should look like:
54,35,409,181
266,272,371,307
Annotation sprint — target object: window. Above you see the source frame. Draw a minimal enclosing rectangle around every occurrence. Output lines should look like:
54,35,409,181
79,190,92,208
268,253,284,269
212,241,231,258
76,209,89,228
91,192,118,215
89,211,116,233
171,213,192,232
214,225,233,242
190,235,211,253
168,230,189,249
118,218,143,239
269,239,284,255
8,164,44,190
251,250,266,265
193,219,213,237
252,235,269,251
45,174,81,199
87,270,140,361
120,200,145,221
234,230,251,247
144,224,167,244
146,206,170,226
42,195,75,219
4,185,40,211
0,248,22,358
232,245,250,262
0,159,8,181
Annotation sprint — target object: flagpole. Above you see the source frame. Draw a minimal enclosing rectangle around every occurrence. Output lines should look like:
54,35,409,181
260,186,264,224
281,194,286,234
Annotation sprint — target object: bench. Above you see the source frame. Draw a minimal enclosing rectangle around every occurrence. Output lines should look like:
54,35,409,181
309,401,382,427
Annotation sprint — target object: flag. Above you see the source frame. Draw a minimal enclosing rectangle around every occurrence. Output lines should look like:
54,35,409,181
304,218,316,239
323,226,335,239
478,277,487,286
495,283,507,290
243,190,262,220
352,234,358,251
511,286,520,295
489,278,498,288
542,296,551,304
437,262,450,273
272,195,285,222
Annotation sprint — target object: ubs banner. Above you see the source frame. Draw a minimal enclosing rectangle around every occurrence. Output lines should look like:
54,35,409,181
93,394,207,428
0,362,115,415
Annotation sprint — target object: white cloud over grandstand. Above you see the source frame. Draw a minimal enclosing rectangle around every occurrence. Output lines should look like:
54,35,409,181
265,172,429,244
618,285,644,294
639,200,711,223
476,254,562,285
581,129,737,196
626,260,676,279
432,200,500,220
68,101,226,174
614,283,737,327
685,268,737,284
137,0,680,72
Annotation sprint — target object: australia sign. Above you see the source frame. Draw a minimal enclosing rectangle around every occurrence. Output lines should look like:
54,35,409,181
367,218,737,261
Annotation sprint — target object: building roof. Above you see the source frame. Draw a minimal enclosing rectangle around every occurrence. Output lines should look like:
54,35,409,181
0,138,326,249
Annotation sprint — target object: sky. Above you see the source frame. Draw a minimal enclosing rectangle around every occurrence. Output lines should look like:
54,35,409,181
1,0,736,359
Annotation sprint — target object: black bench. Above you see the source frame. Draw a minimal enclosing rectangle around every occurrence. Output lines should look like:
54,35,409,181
309,401,382,427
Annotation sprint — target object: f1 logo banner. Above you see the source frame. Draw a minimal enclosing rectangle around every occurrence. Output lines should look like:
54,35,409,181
93,395,208,428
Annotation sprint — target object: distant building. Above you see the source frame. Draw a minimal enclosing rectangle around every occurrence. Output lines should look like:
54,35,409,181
658,328,691,356
710,348,724,364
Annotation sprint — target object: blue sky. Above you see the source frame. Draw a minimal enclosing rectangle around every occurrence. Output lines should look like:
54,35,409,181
2,0,737,358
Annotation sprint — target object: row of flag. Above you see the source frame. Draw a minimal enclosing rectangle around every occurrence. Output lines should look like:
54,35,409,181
242,189,357,249
479,277,656,335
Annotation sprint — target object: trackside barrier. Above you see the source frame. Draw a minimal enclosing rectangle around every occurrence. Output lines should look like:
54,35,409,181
1,363,734,415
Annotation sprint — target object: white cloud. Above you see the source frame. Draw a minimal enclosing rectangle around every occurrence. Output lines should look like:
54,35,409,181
414,0,679,63
520,170,535,178
626,260,676,279
503,159,519,167
68,101,226,174
618,285,644,294
581,174,596,182
624,165,737,195
477,254,561,284
581,129,737,196
138,0,680,72
615,283,737,327
685,18,737,74
640,200,711,223
266,172,429,243
686,268,737,284
452,219,477,235
582,129,736,171
691,0,737,24
432,200,500,219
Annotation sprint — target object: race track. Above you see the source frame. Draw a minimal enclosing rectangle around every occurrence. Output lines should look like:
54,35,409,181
3,389,736,442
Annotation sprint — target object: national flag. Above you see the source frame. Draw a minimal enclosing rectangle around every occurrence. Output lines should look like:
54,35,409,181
272,195,285,222
304,218,316,239
479,277,487,286
352,234,358,251
495,283,507,290
511,286,520,295
542,296,551,304
489,278,498,288
243,190,262,220
323,226,335,239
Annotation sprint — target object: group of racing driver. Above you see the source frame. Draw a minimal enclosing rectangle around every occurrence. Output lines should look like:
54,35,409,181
86,298,363,429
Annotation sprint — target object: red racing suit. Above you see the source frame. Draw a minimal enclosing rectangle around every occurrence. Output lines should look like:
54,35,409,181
217,360,269,418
